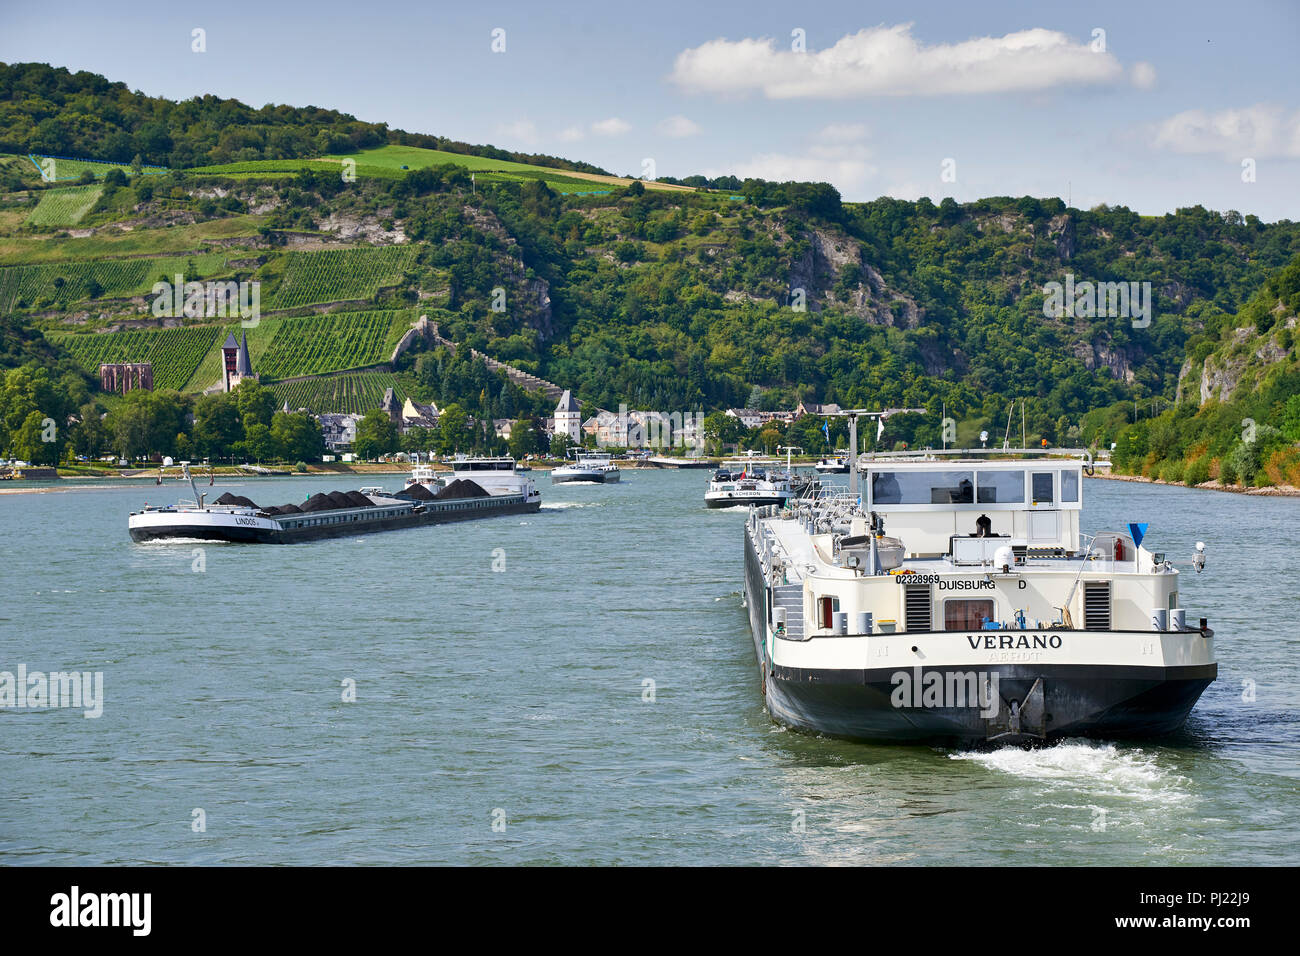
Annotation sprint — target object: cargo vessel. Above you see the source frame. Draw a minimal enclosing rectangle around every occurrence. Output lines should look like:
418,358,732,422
129,459,540,543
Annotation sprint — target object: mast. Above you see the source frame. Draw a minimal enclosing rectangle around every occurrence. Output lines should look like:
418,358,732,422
847,413,859,496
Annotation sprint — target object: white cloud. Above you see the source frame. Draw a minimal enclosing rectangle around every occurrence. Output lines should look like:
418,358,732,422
818,122,868,143
591,117,632,136
670,24,1126,98
885,181,927,201
656,115,701,138
557,126,586,142
495,119,539,145
1131,62,1157,90
1152,104,1300,159
706,140,877,197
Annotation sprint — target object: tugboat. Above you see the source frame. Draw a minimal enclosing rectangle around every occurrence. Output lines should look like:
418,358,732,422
742,430,1216,745
551,452,621,484
129,459,540,543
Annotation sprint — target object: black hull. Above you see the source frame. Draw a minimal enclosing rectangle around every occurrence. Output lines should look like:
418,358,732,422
707,496,788,509
763,664,1215,746
742,524,1215,746
551,474,620,484
131,498,540,544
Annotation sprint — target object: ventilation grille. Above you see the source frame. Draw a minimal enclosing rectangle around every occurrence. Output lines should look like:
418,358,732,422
904,584,932,633
1083,582,1111,630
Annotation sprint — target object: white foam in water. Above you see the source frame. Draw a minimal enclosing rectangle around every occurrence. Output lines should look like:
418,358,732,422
542,501,603,510
951,739,1189,804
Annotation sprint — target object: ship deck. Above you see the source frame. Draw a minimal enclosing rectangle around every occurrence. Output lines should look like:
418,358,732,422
756,512,1146,583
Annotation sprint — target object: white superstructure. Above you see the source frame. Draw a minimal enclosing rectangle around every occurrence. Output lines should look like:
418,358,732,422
551,453,621,484
742,452,1217,744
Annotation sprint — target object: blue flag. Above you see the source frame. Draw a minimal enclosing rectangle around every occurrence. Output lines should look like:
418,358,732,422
822,418,830,440
1128,522,1148,548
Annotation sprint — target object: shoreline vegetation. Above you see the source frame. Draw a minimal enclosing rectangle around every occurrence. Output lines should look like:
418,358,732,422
1088,470,1300,497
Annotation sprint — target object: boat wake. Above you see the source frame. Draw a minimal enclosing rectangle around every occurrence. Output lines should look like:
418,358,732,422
132,537,235,546
950,739,1190,804
542,501,604,510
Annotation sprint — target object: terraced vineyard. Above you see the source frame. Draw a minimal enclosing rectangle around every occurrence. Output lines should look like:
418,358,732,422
0,253,229,308
26,185,103,227
26,154,168,181
187,159,401,180
264,246,417,309
48,325,222,390
182,310,414,391
271,372,405,415
256,311,411,378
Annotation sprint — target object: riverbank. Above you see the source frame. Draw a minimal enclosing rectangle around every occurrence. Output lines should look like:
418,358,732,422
1087,470,1300,497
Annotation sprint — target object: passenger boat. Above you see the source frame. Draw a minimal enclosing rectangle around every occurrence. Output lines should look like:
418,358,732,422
128,459,540,543
551,453,621,484
742,450,1216,745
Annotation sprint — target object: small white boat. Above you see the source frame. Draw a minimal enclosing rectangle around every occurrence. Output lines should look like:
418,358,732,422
551,453,621,484
814,454,850,474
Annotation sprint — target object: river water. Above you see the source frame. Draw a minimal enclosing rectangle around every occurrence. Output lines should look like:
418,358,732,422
1,471,1296,865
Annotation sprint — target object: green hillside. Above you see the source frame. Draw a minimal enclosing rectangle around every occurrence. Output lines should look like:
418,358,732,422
5,60,1300,471
1102,254,1300,488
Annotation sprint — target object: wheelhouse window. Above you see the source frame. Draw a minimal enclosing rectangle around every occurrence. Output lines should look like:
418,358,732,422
871,470,974,505
976,470,1025,503
1061,469,1079,503
1031,472,1054,504
945,599,995,631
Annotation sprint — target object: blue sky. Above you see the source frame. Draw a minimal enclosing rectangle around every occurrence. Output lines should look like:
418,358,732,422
4,0,1298,219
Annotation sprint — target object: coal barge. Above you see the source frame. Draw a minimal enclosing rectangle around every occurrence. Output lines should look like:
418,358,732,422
128,459,541,543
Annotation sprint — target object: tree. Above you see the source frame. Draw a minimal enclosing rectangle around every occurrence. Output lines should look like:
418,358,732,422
11,410,59,464
400,426,437,455
550,433,574,458
240,423,280,462
71,403,109,459
234,381,276,430
354,409,398,460
436,403,469,454
702,411,743,453
271,411,325,462
104,390,188,461
1,364,71,457
192,393,243,461
507,418,540,458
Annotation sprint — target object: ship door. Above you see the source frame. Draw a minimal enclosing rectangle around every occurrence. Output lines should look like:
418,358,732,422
1028,471,1059,543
